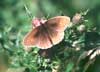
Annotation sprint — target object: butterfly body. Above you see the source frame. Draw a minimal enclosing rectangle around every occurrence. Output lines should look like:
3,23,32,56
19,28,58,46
23,16,70,49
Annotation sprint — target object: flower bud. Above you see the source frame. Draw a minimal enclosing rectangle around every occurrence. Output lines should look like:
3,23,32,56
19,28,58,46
77,25,86,32
24,47,32,52
72,41,79,47
72,13,82,24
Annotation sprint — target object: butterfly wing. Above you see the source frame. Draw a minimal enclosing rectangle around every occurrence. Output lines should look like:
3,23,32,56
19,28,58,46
44,16,70,45
23,16,70,49
23,28,38,47
23,26,53,49
45,16,70,31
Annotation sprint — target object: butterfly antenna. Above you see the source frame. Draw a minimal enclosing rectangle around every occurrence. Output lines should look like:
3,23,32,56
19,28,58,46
24,4,33,20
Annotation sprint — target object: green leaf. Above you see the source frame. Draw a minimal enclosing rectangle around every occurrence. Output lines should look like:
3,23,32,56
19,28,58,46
65,62,74,72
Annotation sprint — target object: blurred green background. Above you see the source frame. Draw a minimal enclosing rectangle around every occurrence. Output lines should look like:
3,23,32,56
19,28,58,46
0,0,100,72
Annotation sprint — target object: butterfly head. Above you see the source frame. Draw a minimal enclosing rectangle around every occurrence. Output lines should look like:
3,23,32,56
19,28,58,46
32,18,47,27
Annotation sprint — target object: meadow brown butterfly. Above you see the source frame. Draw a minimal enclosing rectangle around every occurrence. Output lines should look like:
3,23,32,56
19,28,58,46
23,16,70,49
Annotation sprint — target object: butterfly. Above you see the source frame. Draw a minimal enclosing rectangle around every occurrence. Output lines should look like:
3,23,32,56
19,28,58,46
23,16,70,49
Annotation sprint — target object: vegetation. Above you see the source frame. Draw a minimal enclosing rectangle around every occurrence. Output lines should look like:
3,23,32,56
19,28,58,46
0,0,100,72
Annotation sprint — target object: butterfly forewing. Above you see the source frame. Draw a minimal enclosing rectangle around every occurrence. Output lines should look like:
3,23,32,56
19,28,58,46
23,28,38,47
23,26,53,49
44,16,70,45
45,16,70,31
